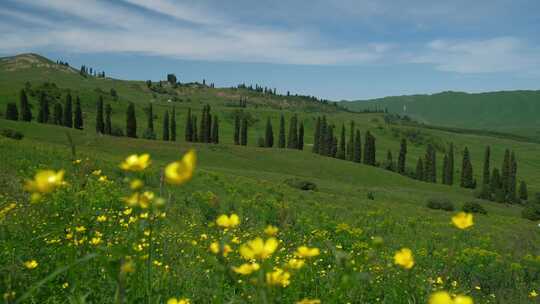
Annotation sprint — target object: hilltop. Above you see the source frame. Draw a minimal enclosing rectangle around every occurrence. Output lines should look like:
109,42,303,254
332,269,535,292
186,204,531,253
340,90,540,140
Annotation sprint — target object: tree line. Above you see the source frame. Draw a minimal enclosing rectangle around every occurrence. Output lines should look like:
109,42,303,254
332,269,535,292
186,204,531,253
183,105,220,144
5,89,83,129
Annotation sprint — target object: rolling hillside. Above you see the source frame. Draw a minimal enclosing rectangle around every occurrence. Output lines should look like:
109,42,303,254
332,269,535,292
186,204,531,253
341,91,540,140
2,53,540,303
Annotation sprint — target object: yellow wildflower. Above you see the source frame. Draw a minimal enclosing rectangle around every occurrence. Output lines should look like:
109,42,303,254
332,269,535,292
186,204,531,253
266,268,291,287
90,237,102,245
296,299,321,304
428,291,473,304
72,159,82,164
164,150,196,185
394,248,414,269
452,212,474,229
97,215,107,222
75,226,86,233
295,246,320,258
239,237,278,260
216,214,240,229
286,258,305,269
232,263,260,275
209,242,220,254
92,170,102,176
62,282,69,289
130,179,144,190
24,260,38,269
120,154,151,171
531,290,538,298
24,170,65,200
264,225,279,236
121,259,135,274
167,298,190,304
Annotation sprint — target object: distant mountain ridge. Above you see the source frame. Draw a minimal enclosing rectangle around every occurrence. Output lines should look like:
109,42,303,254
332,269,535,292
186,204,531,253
340,90,540,140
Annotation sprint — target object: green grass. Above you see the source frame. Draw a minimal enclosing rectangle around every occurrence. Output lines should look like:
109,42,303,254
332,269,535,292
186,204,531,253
1,54,540,303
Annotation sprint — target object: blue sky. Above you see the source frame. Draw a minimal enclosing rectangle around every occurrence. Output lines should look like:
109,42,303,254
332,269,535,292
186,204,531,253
1,0,540,100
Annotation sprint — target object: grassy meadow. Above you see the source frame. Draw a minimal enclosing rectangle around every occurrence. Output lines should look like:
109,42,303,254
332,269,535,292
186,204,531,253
1,54,540,303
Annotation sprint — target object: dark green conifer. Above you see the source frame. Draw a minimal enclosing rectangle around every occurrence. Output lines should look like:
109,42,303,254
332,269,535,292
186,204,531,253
240,117,248,146
446,143,454,185
96,96,104,133
501,149,511,196
5,102,18,121
185,108,193,142
234,113,240,145
312,117,320,153
63,93,72,127
105,104,112,135
170,107,177,141
265,117,274,148
347,121,355,161
353,130,361,163
508,152,517,203
126,102,137,138
211,115,219,144
163,110,170,141
287,114,298,149
460,147,474,188
318,116,327,155
74,97,83,129
298,121,304,150
416,157,424,180
19,89,32,121
482,146,491,185
397,138,407,174
192,116,198,142
278,113,286,148
38,92,49,123
519,181,528,202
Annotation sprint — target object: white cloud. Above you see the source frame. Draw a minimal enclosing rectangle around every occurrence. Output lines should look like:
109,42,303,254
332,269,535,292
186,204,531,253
412,37,540,73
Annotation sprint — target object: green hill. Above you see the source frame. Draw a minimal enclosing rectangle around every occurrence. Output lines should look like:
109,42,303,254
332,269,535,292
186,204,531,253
341,90,540,140
1,53,540,303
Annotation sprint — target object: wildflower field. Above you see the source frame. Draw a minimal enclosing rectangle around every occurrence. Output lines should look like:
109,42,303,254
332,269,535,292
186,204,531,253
1,119,540,304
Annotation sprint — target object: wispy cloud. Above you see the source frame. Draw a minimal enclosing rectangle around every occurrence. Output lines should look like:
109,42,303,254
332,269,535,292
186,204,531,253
411,37,540,74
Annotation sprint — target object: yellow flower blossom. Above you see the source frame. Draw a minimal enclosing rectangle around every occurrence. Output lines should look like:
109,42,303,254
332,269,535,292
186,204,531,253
98,175,108,182
75,226,86,233
216,214,240,229
73,159,82,164
232,263,260,275
62,282,69,289
91,170,102,176
239,237,278,260
120,154,151,171
164,150,196,185
24,170,65,201
266,268,291,287
97,215,107,222
24,260,38,269
209,242,232,257
296,299,321,304
287,258,305,269
295,246,320,258
167,298,190,304
530,290,538,298
428,291,473,304
394,248,414,269
130,179,144,190
452,212,474,229
90,237,102,245
264,225,279,236
121,260,135,274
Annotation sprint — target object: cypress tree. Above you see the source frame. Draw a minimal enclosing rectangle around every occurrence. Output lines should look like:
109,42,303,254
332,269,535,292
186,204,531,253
397,138,407,174
482,146,491,185
211,115,219,144
240,117,248,146
347,121,355,161
446,143,454,185
325,125,334,157
490,168,501,196
416,157,424,180
74,97,83,129
265,117,274,148
63,93,72,127
331,134,338,158
199,105,207,142
363,131,371,164
206,105,212,143
508,152,517,203
318,116,327,155
519,181,528,202
38,92,49,123
185,108,193,142
192,116,198,142
337,124,346,159
105,104,112,135
287,114,298,149
147,103,154,133
233,113,240,145
386,150,394,171
5,102,18,121
163,110,170,141
53,103,62,124
442,154,448,185
19,89,32,121
501,149,511,196
298,121,304,150
96,96,104,133
170,107,177,141
424,144,436,183
126,102,137,138
278,114,286,148
353,130,361,163
313,117,320,153
460,147,474,188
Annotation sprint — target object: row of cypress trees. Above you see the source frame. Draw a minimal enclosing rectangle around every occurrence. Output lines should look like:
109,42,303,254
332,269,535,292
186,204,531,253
479,147,523,203
232,112,249,146
258,113,304,149
184,105,219,144
312,116,375,165
121,102,178,140
5,89,84,129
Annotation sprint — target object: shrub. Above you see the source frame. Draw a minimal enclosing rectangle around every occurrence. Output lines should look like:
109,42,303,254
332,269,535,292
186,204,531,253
522,203,540,221
284,178,317,191
1,129,24,140
367,192,375,200
462,201,487,214
111,125,124,137
426,197,454,211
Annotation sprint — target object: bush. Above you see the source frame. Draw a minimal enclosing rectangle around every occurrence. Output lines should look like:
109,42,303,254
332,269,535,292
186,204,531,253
284,178,317,191
1,129,24,140
111,126,124,137
142,129,156,140
521,203,540,221
462,201,487,214
426,197,455,211
367,192,375,200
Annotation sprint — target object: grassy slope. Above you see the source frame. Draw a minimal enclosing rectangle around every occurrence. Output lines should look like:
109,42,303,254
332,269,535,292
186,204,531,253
340,91,540,139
